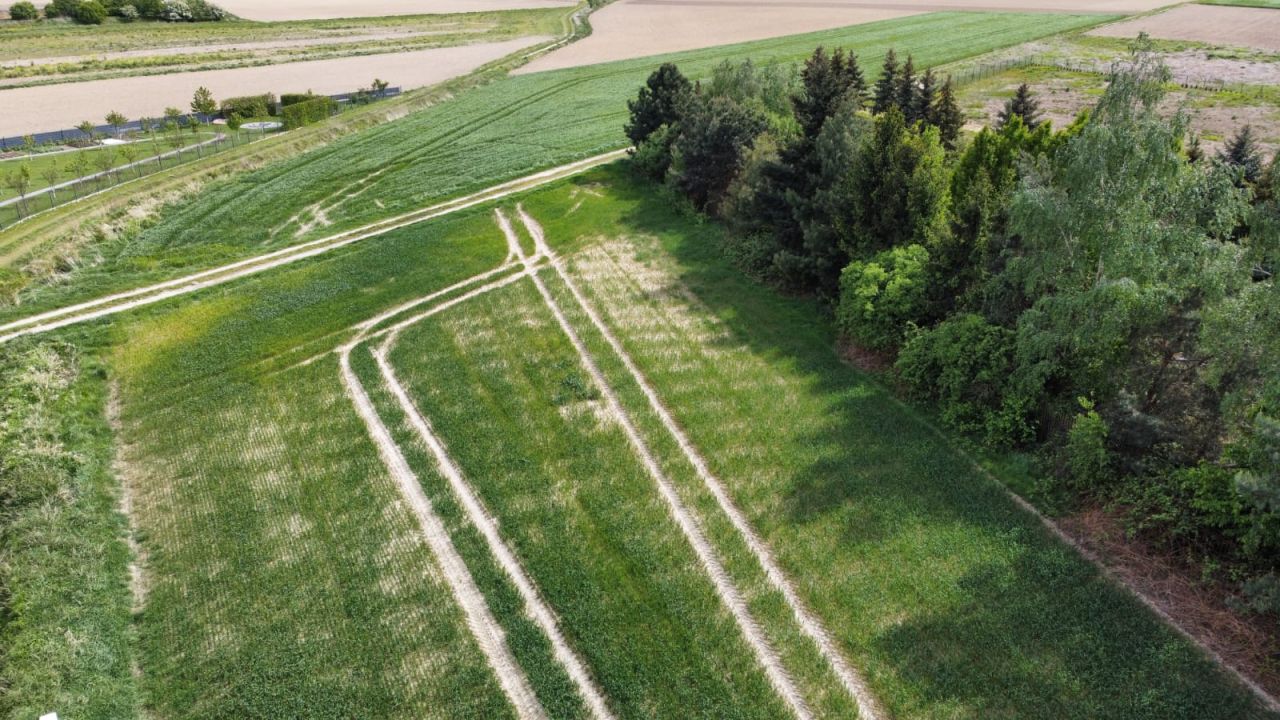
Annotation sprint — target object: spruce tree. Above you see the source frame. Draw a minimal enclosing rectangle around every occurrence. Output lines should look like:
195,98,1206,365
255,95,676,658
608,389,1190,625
914,68,937,128
897,55,917,122
997,83,1041,130
1186,131,1203,164
838,48,868,110
931,75,964,150
625,63,693,146
1219,125,1263,185
872,49,899,115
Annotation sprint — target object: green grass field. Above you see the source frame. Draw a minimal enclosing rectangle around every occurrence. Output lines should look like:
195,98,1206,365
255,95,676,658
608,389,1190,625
12,11,1272,720
1198,0,1280,8
86,160,1276,718
0,11,1114,323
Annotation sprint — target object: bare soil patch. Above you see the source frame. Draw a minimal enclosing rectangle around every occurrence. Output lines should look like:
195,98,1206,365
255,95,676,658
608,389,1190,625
0,37,548,137
217,0,573,21
518,1,922,73
1090,5,1280,52
1058,507,1280,700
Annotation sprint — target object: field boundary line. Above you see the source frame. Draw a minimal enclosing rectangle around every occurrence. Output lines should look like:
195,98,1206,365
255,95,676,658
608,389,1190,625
519,208,884,719
340,345,549,720
372,346,618,720
497,208,815,720
0,149,627,344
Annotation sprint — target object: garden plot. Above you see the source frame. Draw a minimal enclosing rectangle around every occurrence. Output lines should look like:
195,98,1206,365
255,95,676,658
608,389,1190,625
1089,4,1280,51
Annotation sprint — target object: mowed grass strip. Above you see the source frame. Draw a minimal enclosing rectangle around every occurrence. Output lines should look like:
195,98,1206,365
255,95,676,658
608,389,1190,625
514,167,1278,720
106,211,537,718
0,10,1114,323
375,278,795,719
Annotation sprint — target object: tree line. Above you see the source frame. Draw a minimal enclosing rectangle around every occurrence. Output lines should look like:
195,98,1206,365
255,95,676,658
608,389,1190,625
625,42,1280,626
7,0,227,24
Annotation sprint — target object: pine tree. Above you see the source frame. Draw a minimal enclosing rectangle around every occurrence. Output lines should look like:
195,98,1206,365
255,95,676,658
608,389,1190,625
837,48,868,110
1186,131,1203,164
930,75,964,150
896,55,917,122
1218,125,1263,185
625,63,693,146
914,68,937,128
997,83,1041,129
872,49,899,115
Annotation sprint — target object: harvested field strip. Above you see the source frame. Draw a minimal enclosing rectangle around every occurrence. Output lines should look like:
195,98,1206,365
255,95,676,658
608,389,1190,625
517,207,883,719
0,11,1114,325
515,167,1277,719
377,279,795,719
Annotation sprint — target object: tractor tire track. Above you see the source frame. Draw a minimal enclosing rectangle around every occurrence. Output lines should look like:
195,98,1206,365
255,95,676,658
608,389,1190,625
496,208,815,720
515,207,884,719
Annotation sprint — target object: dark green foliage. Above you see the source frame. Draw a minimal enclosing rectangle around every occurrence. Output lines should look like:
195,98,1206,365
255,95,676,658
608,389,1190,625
913,68,937,128
630,123,677,180
930,75,964,149
895,54,917,122
835,243,930,351
670,94,766,211
897,313,1032,445
71,0,106,24
625,62,692,146
1218,124,1263,185
279,92,318,107
219,92,275,118
841,107,950,257
997,83,1042,129
791,46,865,139
44,0,76,16
871,48,899,114
281,96,337,130
8,1,38,20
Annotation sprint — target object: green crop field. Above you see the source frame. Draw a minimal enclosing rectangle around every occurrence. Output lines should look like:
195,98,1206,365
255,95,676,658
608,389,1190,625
8,10,1272,720
1198,0,1280,8
0,11,1114,324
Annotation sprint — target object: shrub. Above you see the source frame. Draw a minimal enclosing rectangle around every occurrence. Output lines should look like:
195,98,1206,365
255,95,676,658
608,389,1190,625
220,93,275,119
1065,398,1112,493
630,124,675,181
836,244,929,352
71,0,106,23
44,0,75,16
9,1,39,19
280,92,317,107
280,96,336,130
116,3,136,20
896,312,1032,445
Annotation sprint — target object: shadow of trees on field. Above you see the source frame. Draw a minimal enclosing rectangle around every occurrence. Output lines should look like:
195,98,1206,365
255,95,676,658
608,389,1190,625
550,165,1274,720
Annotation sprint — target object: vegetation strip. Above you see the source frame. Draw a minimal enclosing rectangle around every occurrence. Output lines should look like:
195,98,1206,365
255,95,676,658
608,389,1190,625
497,208,816,719
370,346,618,720
0,149,627,343
339,347,549,720
517,206,884,719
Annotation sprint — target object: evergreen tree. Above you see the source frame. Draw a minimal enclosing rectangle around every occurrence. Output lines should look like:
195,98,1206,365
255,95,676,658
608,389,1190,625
793,47,861,141
930,75,964,150
896,55,918,122
625,63,692,146
670,94,767,211
1218,125,1263,185
1187,131,1204,164
997,83,1041,129
914,68,937,128
872,49,899,115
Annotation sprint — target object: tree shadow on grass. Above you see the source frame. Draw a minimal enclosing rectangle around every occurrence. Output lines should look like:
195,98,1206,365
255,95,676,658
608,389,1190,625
559,164,1277,720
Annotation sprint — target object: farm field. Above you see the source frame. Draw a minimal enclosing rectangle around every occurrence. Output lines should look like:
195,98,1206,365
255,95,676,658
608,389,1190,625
83,158,1275,718
0,11,1115,322
216,0,576,21
0,36,551,137
1199,0,1280,7
1089,4,1280,50
9,8,1280,719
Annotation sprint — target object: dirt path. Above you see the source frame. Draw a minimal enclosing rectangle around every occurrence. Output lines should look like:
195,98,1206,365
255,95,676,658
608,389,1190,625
517,207,884,719
496,208,816,720
0,149,628,345
339,347,549,720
